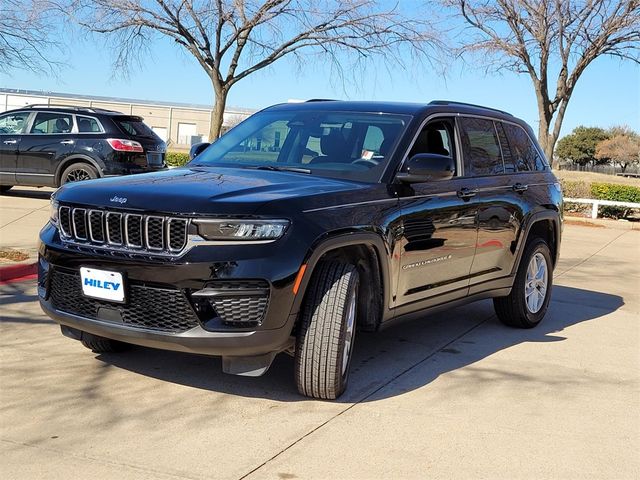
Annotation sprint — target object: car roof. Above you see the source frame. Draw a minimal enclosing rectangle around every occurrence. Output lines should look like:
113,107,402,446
264,99,524,125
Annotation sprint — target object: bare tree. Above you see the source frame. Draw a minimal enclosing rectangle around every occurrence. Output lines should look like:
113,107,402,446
73,0,438,140
439,0,640,165
0,0,62,74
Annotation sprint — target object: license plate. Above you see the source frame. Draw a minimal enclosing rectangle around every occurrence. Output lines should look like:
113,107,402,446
80,267,125,303
146,152,164,166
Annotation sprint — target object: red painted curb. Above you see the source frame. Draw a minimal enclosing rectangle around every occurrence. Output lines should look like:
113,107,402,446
0,262,38,283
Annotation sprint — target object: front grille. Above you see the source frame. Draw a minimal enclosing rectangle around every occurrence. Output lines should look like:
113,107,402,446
59,205,188,255
49,269,199,333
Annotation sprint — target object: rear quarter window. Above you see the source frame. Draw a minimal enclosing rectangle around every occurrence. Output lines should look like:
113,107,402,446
501,123,547,171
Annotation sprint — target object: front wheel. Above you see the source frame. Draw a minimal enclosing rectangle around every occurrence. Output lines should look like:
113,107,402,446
295,261,359,400
494,238,553,328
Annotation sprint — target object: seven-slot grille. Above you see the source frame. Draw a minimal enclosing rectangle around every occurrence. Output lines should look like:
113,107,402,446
59,206,188,254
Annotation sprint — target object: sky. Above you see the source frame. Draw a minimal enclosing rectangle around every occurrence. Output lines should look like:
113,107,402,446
2,26,639,140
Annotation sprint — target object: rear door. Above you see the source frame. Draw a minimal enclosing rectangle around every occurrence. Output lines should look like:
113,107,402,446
0,111,31,187
395,117,479,310
17,111,77,186
458,116,522,293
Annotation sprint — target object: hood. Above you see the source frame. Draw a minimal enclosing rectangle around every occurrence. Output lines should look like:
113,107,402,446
55,166,369,215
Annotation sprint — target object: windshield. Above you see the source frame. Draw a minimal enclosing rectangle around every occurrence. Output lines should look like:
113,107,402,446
191,109,411,182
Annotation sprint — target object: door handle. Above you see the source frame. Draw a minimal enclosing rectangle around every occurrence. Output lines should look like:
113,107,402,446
60,140,75,145
457,187,478,199
513,183,529,193
3,139,17,145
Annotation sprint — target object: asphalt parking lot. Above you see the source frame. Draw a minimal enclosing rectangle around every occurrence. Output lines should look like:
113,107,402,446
1,189,639,479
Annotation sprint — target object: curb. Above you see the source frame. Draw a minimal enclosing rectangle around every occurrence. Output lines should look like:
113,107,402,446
564,216,640,230
0,262,38,283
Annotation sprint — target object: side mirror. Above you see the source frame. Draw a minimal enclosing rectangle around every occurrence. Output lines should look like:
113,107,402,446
396,153,455,184
189,142,210,160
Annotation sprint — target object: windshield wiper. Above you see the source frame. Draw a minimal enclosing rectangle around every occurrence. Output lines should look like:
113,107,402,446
246,165,312,174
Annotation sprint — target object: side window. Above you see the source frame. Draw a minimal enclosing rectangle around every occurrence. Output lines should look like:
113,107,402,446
0,112,30,135
502,123,547,171
77,116,101,133
407,120,454,165
459,117,503,176
30,112,73,134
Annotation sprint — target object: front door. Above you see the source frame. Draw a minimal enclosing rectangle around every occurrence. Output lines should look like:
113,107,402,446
17,111,76,186
395,118,479,310
0,111,31,187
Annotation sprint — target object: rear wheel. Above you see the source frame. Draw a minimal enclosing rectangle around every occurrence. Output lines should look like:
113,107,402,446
80,332,127,353
295,261,359,400
61,163,98,184
0,185,12,193
494,238,553,328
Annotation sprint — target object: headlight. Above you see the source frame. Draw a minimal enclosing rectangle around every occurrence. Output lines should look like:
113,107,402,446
50,198,59,226
193,219,289,241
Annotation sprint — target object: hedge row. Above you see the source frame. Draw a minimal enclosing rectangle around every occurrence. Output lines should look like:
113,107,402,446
562,180,640,219
166,151,191,167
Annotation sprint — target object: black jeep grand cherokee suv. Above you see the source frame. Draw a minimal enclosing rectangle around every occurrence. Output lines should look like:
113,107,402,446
0,105,166,191
38,100,562,399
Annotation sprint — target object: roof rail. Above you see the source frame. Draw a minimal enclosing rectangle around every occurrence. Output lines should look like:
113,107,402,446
21,104,119,114
428,100,513,116
306,98,338,102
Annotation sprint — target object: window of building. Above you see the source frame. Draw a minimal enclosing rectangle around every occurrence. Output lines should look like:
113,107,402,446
177,123,197,145
30,112,73,134
152,126,168,141
459,117,503,176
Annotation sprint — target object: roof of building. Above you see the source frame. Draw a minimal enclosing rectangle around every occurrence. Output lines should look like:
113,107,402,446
0,88,255,115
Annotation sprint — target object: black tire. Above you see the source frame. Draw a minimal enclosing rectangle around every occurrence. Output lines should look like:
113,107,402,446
61,163,98,184
80,332,127,353
295,261,360,400
494,238,553,328
0,185,12,193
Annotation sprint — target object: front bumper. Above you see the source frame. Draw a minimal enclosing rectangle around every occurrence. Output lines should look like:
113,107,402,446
40,299,295,358
38,222,307,361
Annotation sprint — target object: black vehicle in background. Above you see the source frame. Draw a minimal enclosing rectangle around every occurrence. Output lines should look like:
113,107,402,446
0,105,167,192
38,100,563,399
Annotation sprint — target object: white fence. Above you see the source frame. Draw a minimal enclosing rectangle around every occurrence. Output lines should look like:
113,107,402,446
564,197,640,219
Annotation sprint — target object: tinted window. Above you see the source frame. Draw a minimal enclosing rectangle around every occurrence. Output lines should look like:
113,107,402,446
502,123,547,171
77,116,102,133
459,117,503,176
495,122,517,173
191,110,410,182
116,117,157,138
30,112,73,134
0,112,30,134
408,121,453,159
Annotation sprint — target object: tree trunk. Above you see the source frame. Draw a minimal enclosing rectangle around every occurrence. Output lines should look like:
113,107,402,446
209,82,228,141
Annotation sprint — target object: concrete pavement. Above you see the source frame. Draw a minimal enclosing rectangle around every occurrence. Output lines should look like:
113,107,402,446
1,224,639,479
0,186,54,260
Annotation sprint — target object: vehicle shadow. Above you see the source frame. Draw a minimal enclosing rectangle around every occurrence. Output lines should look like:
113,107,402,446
1,188,54,200
95,284,624,403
